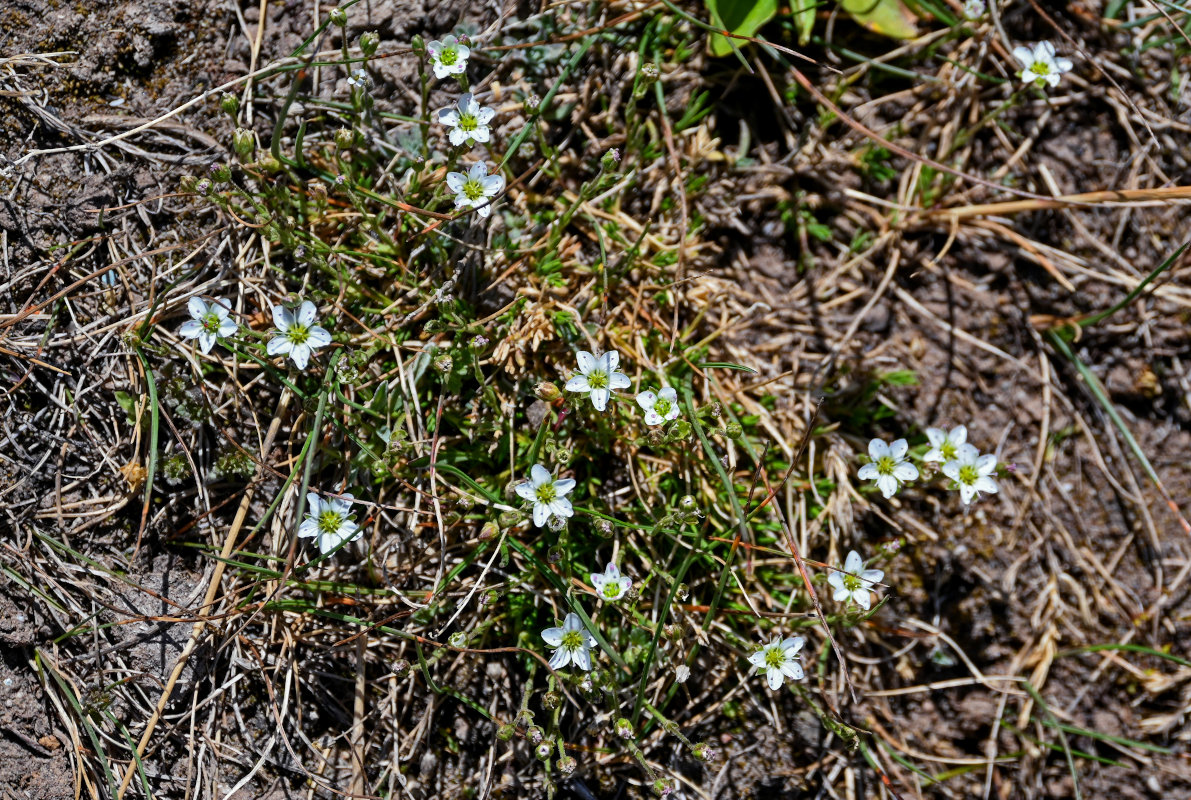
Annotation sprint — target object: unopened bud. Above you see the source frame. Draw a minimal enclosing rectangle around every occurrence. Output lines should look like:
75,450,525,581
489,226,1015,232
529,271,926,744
678,495,698,512
433,353,453,373
546,515,567,533
615,718,633,739
448,631,468,648
541,691,560,710
232,128,255,159
334,127,355,150
498,510,521,527
497,723,516,741
470,334,489,350
195,178,212,195
557,756,576,776
724,422,743,438
258,155,282,173
219,92,240,116
478,521,499,541
594,519,614,538
534,381,561,402
209,162,231,183
692,742,718,762
393,659,410,678
360,31,380,56
527,725,544,745
411,34,425,56
535,740,553,760
329,6,347,26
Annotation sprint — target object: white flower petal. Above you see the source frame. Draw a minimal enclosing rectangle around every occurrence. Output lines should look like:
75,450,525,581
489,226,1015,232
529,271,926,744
890,439,909,459
844,550,863,574
289,343,311,370
974,476,999,495
636,391,657,410
480,174,504,194
941,461,961,482
1012,46,1034,67
533,503,550,527
515,481,537,501
590,388,610,411
575,351,596,373
572,647,591,671
857,463,879,480
445,172,467,192
876,474,898,498
549,498,573,519
530,464,552,486
468,162,487,182
608,372,632,390
827,572,844,591
178,320,203,338
868,438,889,460
853,589,872,610
553,478,576,496
892,462,919,482
565,375,591,392
187,296,208,318
448,127,468,146
297,300,317,327
272,304,293,331
542,627,563,646
644,410,664,426
766,668,783,691
267,336,293,356
549,647,570,669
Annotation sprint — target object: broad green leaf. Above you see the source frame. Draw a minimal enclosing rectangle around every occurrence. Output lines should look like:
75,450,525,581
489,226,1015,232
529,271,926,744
792,0,818,45
841,0,918,39
706,0,779,57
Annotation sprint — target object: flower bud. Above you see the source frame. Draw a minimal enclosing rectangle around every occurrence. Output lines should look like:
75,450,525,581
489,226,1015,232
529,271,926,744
393,659,410,678
232,128,255,159
448,631,468,648
534,381,561,402
516,709,534,726
535,740,553,760
497,723,516,741
334,127,355,150
498,510,521,527
601,148,621,171
526,725,544,745
615,718,633,739
478,521,499,541
470,334,489,350
411,35,425,56
178,175,199,193
557,756,576,776
675,665,691,683
359,31,380,56
651,779,674,798
541,691,560,710
724,422,743,438
195,178,212,195
219,92,240,116
664,622,685,642
641,62,659,83
525,93,542,113
678,495,698,512
209,162,231,183
433,353,453,373
329,6,347,26
647,429,665,447
258,155,282,173
692,742,718,762
546,515,567,533
547,547,563,564
481,589,499,606
594,519,614,538
554,448,572,465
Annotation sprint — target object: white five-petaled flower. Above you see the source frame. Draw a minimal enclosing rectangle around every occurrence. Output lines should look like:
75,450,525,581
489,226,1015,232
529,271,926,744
346,69,368,89
590,563,632,602
179,296,237,354
747,636,805,690
541,611,597,671
636,386,681,426
827,550,884,611
942,443,1000,506
857,438,919,498
298,492,362,555
1013,41,1073,88
446,162,505,218
426,35,470,80
565,350,632,411
923,425,967,465
268,300,332,370
438,92,495,147
516,464,576,527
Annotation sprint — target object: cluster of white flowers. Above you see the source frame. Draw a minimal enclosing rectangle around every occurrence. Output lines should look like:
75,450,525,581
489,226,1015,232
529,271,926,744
857,425,999,507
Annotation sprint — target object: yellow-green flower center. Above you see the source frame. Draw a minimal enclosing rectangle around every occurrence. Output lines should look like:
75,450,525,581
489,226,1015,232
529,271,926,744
940,442,957,461
1030,61,1050,76
843,573,863,592
763,647,785,669
439,46,458,66
463,178,485,201
560,630,584,650
318,509,343,535
602,582,621,598
200,312,221,334
654,397,672,416
287,323,310,345
587,370,609,389
535,483,557,503
958,464,979,485
458,112,478,132
876,455,896,475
